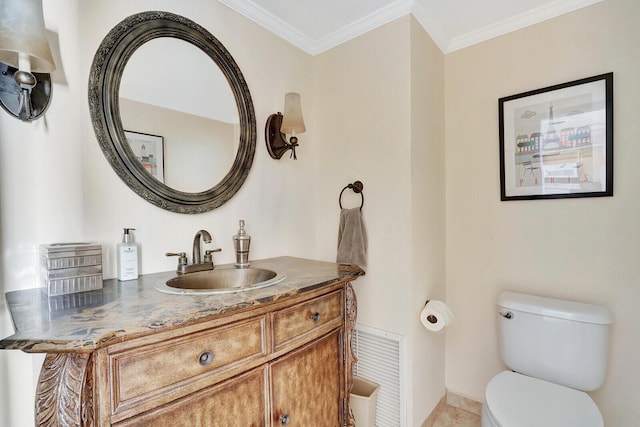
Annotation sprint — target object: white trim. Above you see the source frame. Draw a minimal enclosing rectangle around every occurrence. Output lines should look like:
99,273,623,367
218,0,413,55
410,0,448,53
443,0,605,53
220,0,605,55
217,0,317,52
311,0,413,55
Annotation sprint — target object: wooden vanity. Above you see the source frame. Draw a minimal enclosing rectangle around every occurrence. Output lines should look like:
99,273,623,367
0,257,364,427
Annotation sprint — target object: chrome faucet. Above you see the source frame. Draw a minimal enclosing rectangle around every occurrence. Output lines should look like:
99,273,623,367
166,229,221,274
192,229,212,264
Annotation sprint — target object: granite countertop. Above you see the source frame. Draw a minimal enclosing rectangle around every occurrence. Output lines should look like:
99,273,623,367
0,257,364,354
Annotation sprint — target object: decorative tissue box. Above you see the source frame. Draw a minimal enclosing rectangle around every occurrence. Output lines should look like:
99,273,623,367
40,243,103,296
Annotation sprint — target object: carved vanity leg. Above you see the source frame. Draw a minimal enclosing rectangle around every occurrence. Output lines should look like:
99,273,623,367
35,353,95,427
344,281,358,427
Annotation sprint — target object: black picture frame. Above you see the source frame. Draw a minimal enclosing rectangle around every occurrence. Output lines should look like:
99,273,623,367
499,73,613,201
124,130,165,183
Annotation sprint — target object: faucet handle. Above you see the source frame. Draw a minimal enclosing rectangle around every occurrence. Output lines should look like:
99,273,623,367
166,252,188,266
204,248,222,263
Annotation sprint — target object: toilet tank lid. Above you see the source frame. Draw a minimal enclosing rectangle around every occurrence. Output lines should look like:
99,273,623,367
498,291,613,325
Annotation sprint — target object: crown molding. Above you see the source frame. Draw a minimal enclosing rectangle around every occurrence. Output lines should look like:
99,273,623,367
310,0,413,55
443,0,604,53
218,0,413,55
410,0,448,53
219,0,605,56
218,0,317,52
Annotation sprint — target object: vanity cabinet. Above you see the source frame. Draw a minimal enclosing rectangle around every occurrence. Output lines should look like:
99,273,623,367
32,282,357,426
0,257,363,427
114,328,342,427
104,288,347,426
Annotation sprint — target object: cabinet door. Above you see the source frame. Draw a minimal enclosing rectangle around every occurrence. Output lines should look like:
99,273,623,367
270,330,343,427
115,367,268,427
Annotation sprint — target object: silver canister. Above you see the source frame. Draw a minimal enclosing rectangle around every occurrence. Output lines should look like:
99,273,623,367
40,243,103,296
232,220,251,268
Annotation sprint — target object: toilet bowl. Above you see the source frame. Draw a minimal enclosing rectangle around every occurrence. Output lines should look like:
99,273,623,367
481,371,603,427
481,292,612,427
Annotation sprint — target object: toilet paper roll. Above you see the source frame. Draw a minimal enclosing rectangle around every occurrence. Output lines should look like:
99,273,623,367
420,300,455,332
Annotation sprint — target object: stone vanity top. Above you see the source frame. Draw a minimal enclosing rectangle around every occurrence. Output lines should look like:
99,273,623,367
0,257,364,354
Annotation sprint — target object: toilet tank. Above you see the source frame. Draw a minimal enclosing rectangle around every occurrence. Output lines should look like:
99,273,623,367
497,291,612,391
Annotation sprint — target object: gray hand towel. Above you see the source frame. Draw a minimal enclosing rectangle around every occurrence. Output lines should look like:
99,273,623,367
336,208,367,269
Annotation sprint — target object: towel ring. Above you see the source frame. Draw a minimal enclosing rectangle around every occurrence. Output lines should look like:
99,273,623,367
339,180,364,210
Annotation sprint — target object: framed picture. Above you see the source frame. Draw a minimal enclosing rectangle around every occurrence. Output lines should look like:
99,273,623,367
499,73,613,201
124,130,165,183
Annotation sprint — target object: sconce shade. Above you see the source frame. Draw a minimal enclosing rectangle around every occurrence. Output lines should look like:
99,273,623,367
280,92,305,135
0,0,55,73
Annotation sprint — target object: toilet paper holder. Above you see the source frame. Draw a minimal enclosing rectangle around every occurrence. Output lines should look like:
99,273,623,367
424,300,438,324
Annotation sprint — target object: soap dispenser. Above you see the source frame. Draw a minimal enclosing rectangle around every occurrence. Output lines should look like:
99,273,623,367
232,220,251,268
117,228,139,281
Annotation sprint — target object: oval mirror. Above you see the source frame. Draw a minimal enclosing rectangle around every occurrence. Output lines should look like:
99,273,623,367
88,11,256,213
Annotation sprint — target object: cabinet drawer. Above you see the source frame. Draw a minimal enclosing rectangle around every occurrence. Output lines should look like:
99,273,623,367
109,316,267,415
114,367,269,427
272,290,343,350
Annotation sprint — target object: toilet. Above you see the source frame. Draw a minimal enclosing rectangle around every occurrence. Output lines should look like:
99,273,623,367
482,291,613,427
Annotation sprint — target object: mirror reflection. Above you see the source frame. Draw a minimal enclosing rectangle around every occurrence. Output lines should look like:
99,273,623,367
120,38,239,193
89,11,256,214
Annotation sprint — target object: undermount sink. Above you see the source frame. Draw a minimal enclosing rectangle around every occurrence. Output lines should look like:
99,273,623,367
155,268,286,295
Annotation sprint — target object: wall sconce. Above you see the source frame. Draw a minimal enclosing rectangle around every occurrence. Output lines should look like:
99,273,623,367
0,0,55,121
265,92,305,159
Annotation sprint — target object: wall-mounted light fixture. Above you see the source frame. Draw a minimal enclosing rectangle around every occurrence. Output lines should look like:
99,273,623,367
0,0,55,121
265,92,305,159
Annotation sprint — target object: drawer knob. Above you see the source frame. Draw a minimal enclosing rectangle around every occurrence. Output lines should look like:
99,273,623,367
198,351,214,366
280,414,290,425
310,312,321,323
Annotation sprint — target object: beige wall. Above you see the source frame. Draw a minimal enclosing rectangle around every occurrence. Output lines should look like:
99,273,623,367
314,16,447,425
2,0,637,425
78,0,316,279
0,8,448,424
0,1,84,425
0,0,315,425
410,17,447,427
445,0,640,425
314,16,412,348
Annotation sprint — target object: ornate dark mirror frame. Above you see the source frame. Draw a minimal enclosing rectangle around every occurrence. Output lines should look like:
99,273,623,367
88,11,256,214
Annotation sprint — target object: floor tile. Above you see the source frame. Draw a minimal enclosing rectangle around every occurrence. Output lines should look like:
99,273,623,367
432,405,481,427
